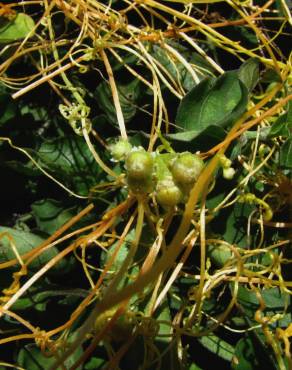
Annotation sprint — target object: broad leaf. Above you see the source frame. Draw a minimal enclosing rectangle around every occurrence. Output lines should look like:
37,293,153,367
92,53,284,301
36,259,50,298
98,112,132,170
84,357,107,369
232,337,259,370
238,58,259,92
268,113,291,138
0,226,62,270
237,286,291,327
95,79,141,125
0,84,18,125
269,92,292,138
238,286,290,309
210,201,254,248
279,137,292,168
166,125,226,144
11,287,85,311
37,136,100,195
175,71,248,135
31,199,74,234
236,26,258,45
207,244,233,267
17,340,82,369
232,332,279,370
0,13,35,43
198,334,235,361
261,68,282,83
190,364,203,370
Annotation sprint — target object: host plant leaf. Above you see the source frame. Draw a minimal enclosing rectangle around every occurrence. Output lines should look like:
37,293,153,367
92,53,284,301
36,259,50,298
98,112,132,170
0,13,35,43
175,71,248,136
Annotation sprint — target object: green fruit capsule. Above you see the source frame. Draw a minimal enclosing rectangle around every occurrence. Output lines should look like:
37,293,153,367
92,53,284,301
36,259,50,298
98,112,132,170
109,139,132,161
170,152,204,185
156,178,183,208
126,150,153,181
127,177,154,194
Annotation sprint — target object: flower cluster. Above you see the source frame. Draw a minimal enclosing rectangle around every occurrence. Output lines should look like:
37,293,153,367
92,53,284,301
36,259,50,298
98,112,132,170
109,139,204,208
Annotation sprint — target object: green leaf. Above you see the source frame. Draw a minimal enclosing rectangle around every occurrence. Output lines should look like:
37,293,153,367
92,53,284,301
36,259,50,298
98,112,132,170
268,113,291,138
189,364,203,370
0,226,62,270
269,93,292,138
5,160,40,176
238,286,290,310
279,137,292,168
100,229,138,290
198,334,235,361
11,288,86,311
261,68,282,83
17,346,56,370
0,83,18,126
166,125,226,143
207,244,233,267
210,201,253,248
100,229,134,273
232,337,259,370
37,136,100,195
0,13,35,44
17,340,82,369
11,290,54,311
156,301,172,339
235,26,258,45
31,199,74,234
84,357,106,369
237,286,291,327
175,71,248,134
238,58,259,92
95,79,141,125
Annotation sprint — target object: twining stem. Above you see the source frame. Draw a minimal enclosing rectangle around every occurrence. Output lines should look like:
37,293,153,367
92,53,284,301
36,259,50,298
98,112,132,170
11,55,87,100
82,126,118,178
100,49,128,140
138,0,284,67
226,0,281,76
49,201,144,369
35,1,118,179
191,200,207,323
106,200,144,294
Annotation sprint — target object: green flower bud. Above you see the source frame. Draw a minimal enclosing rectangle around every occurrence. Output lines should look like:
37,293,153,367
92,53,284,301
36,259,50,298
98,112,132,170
126,150,153,181
109,139,132,161
223,167,236,180
170,152,204,185
219,154,232,169
156,178,183,208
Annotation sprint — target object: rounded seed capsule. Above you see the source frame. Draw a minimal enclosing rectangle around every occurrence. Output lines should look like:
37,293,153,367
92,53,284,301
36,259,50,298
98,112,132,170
126,150,153,181
170,152,204,185
156,178,183,208
127,176,154,194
